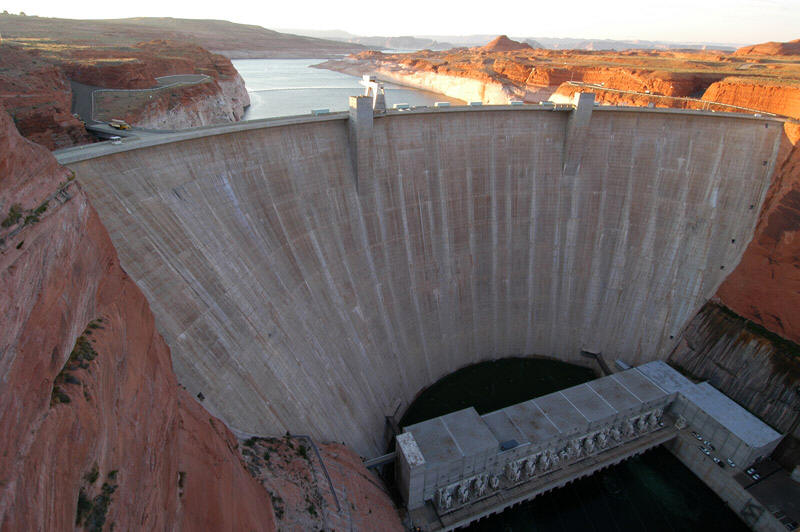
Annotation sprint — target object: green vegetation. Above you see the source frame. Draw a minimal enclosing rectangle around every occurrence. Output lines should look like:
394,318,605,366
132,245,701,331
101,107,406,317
270,494,284,520
1,203,22,227
76,470,118,532
83,464,99,484
51,387,71,404
243,437,258,448
22,201,49,226
75,489,92,525
78,482,117,532
51,319,103,406
2,200,51,229
297,444,308,460
68,336,98,370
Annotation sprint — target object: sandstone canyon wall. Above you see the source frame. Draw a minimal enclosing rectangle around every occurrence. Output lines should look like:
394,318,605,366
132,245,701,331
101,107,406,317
0,101,403,530
669,303,800,438
239,436,403,530
73,40,250,130
93,77,249,131
715,120,800,345
0,105,275,530
0,40,250,149
0,44,93,150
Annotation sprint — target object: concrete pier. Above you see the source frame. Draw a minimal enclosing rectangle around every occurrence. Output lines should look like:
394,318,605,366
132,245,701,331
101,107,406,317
60,105,782,455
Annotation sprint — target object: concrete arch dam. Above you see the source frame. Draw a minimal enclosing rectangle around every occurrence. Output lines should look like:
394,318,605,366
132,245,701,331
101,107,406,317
61,106,781,455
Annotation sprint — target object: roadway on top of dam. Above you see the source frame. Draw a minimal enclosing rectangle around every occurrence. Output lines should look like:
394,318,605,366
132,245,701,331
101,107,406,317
55,102,786,165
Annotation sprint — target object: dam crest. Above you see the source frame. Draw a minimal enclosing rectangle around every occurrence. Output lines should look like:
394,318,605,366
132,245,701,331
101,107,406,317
59,100,782,455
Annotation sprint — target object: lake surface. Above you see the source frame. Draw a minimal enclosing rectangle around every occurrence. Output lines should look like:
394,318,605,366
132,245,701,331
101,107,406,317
400,357,748,532
232,58,463,120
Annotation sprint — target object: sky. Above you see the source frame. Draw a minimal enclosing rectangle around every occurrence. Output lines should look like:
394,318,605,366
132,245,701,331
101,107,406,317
2,0,798,46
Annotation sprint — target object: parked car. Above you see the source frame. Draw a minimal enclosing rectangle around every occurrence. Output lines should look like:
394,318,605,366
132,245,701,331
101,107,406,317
752,473,761,480
746,468,756,475
727,459,736,468
701,447,711,455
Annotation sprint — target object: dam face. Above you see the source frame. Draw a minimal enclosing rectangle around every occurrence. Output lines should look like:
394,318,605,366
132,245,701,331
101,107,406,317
63,107,780,454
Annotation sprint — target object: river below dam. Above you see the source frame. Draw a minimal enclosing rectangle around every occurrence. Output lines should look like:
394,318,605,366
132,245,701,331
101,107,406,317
400,357,749,532
232,58,463,119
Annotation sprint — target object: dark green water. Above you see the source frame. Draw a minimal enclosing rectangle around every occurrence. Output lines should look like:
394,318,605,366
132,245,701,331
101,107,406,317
400,357,748,532
400,357,597,427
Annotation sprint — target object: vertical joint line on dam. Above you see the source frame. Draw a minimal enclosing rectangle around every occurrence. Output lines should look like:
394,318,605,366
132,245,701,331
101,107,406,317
563,92,595,176
349,95,375,194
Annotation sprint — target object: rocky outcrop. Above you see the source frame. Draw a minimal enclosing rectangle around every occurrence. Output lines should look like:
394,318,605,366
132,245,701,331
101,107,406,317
735,39,800,56
0,105,275,530
669,303,800,437
94,78,248,130
239,436,403,531
57,40,251,130
318,49,737,105
317,52,522,104
716,122,800,344
0,39,249,148
0,44,93,150
702,80,800,120
481,35,532,52
698,79,800,344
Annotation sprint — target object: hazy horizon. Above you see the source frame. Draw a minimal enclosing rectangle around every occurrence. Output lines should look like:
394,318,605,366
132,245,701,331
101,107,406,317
2,0,797,47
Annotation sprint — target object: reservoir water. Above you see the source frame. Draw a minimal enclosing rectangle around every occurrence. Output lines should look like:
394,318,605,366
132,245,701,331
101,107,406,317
400,357,748,532
232,58,463,119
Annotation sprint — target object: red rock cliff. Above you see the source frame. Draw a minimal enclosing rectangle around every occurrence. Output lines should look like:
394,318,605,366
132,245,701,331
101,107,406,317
716,118,800,344
0,44,92,150
0,39,250,149
735,39,800,56
0,105,274,530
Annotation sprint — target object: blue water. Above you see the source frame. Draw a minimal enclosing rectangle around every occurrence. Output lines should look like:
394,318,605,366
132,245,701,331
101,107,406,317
231,59,463,119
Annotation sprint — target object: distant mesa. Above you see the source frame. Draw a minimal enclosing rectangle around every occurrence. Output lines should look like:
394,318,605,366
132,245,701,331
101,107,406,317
735,38,800,56
481,35,532,52
522,38,545,49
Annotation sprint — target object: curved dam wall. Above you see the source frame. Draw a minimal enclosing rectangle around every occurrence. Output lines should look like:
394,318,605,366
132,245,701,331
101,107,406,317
63,108,780,454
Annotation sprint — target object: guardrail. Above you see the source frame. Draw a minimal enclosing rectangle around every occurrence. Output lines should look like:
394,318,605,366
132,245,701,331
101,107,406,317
91,75,212,123
563,81,797,121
